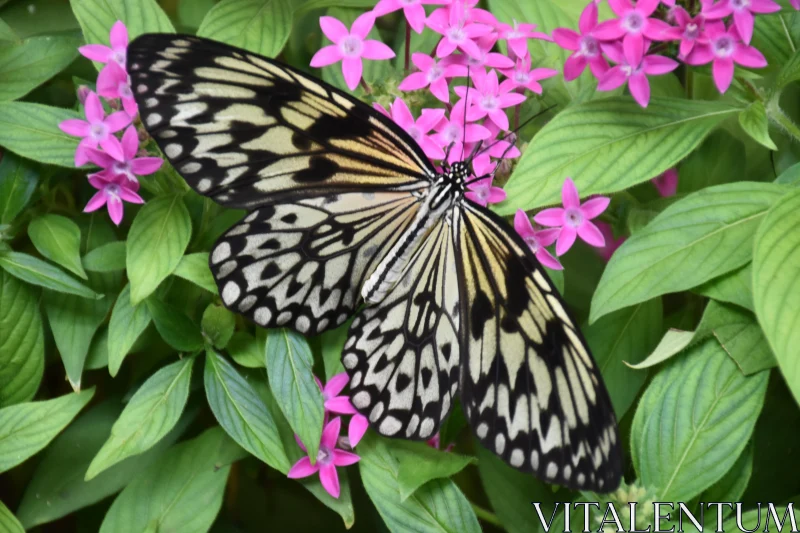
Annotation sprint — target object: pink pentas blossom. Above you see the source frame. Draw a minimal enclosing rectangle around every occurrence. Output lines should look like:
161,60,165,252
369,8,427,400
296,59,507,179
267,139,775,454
426,1,493,59
97,61,138,117
651,167,679,196
454,69,526,130
453,36,515,71
593,0,673,53
386,98,446,159
84,174,143,226
85,126,162,188
791,0,800,10
464,154,506,206
372,0,444,34
287,417,360,499
499,54,559,94
534,178,610,256
310,13,396,90
661,7,708,59
497,20,552,59
79,20,128,67
552,2,610,81
479,121,521,159
593,221,626,262
514,210,562,270
398,53,467,103
314,373,369,447
703,0,781,45
432,99,491,157
684,22,767,93
58,91,131,165
597,42,679,107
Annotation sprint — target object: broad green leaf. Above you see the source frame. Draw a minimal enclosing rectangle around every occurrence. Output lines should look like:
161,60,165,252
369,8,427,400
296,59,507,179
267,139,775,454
0,102,80,167
293,0,377,16
388,440,475,501
178,0,215,29
107,283,152,376
16,399,191,529
86,357,194,479
265,329,324,462
0,270,43,407
631,339,768,502
678,129,746,194
0,501,23,533
0,250,98,299
0,34,80,101
584,298,662,418
701,442,753,504
127,194,192,304
204,349,290,473
499,98,742,213
145,298,204,352
0,152,38,225
359,433,481,533
202,303,235,349
778,48,800,88
85,326,109,370
82,241,126,272
317,321,349,380
228,331,264,368
753,187,800,406
173,252,216,293
0,388,94,473
0,0,80,38
695,263,754,311
28,213,86,279
626,329,695,370
99,427,244,533
700,301,775,376
590,182,787,323
198,0,293,58
775,161,800,185
739,101,777,151
751,11,799,73
0,17,19,42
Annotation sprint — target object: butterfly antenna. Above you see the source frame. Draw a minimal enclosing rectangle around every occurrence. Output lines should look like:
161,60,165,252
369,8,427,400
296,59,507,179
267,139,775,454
474,103,557,160
463,140,518,186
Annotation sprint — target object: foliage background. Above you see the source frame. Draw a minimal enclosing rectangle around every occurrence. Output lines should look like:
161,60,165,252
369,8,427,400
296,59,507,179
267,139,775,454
0,0,799,531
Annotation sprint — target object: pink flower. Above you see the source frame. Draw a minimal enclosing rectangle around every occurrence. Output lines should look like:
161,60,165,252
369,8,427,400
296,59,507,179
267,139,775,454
454,69,526,130
497,20,552,58
453,35,515,71
79,20,128,67
593,0,673,52
514,209,562,270
661,7,708,58
310,13,396,90
426,432,455,451
499,54,559,94
97,61,138,117
58,91,131,165
315,373,369,447
594,221,626,262
399,53,467,102
477,121,521,159
386,98,446,159
651,167,678,196
552,2,610,81
791,0,799,10
432,99,491,157
703,0,781,44
287,417,360,499
84,174,143,226
684,22,767,93
597,42,679,107
373,0,444,34
533,178,610,256
426,1,493,59
464,154,506,206
85,126,162,189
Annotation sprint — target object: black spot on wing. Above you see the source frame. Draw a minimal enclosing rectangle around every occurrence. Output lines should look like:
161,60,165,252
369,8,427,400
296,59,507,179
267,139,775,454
294,156,340,183
470,290,493,340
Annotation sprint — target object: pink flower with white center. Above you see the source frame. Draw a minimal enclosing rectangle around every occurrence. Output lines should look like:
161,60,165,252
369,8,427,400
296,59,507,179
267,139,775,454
464,154,506,206
651,167,678,196
79,20,128,67
703,0,781,44
310,13,396,90
597,42,679,107
97,61,138,117
684,22,767,94
314,373,369,447
84,174,143,226
373,0,445,34
514,210,562,270
432,99,491,157
534,178,610,256
85,126,162,189
451,36,515,71
426,1,493,59
58,91,131,166
387,98,446,159
454,69,526,130
497,20,552,58
593,0,673,53
399,53,467,103
499,54,558,94
552,2,610,81
593,221,626,262
661,7,709,58
287,417,360,499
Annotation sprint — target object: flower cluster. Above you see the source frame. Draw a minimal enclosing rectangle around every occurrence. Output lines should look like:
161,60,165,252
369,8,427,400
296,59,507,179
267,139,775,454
58,21,163,225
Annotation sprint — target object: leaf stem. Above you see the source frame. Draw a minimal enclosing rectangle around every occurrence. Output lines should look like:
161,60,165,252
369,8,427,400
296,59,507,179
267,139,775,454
766,92,800,144
471,502,503,527
360,77,372,95
405,20,411,73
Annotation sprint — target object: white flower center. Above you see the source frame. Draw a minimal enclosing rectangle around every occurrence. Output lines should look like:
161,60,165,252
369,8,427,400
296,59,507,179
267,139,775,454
684,22,699,40
447,26,466,43
525,236,540,253
105,183,121,198
475,185,489,200
340,35,363,57
90,123,107,140
514,70,530,84
480,95,498,111
119,81,133,99
565,208,583,228
112,161,132,175
622,11,645,33
317,445,334,466
400,0,417,4
407,125,421,141
713,36,735,57
444,124,460,143
579,36,599,58
112,49,126,65
731,0,749,10
506,29,523,40
426,64,444,82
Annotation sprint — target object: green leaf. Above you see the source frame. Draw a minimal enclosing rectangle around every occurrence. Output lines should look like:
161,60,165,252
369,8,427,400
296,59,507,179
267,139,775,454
204,349,290,473
739,101,777,151
775,161,800,186
0,270,43,407
201,303,236,349
631,338,768,502
317,321,349,380
0,250,99,299
173,252,216,293
388,440,475,501
82,241,126,272
0,501,23,533
753,187,800,407
107,283,152,376
0,388,94,473
700,442,753,504
499,98,742,214
626,328,695,371
695,263,754,311
293,0,377,16
677,129,746,194
178,0,215,29
590,182,787,323
85,326,109,370
227,331,264,368
359,433,481,533
126,194,192,305
584,298,663,418
700,301,776,376
0,17,19,43
145,298,204,352
0,152,38,225
86,357,194,480
265,329,324,463
99,427,243,533
777,48,800,88
28,213,87,279
0,102,80,167
0,34,80,101
198,0,293,58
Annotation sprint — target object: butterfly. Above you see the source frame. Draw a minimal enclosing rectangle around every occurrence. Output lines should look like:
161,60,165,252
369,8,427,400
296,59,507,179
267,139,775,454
127,33,622,492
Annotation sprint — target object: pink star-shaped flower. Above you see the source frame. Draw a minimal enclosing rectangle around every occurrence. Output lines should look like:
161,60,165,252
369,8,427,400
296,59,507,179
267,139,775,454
597,41,679,108
314,373,369,447
426,1,493,59
58,91,131,165
84,174,143,226
661,7,709,59
372,0,445,33
97,61,138,117
593,0,673,54
476,121,521,159
432,99,491,157
684,22,767,93
85,126,163,189
79,20,128,67
499,54,559,94
702,0,781,44
651,167,679,197
514,209,562,270
398,53,467,102
464,154,506,206
497,19,552,59
533,178,610,256
310,13,396,90
454,69,526,130
449,35,515,72
387,98,446,160
552,1,610,81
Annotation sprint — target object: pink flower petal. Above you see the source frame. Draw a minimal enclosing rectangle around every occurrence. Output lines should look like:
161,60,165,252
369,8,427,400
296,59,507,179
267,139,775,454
404,3,427,34
534,208,565,227
465,191,487,206
429,77,450,102
362,40,396,60
390,98,414,129
310,45,342,68
399,71,429,91
486,187,507,204
99,135,125,162
733,45,767,68
712,57,735,93
563,54,588,81
109,20,128,49
130,157,163,175
341,57,363,90
643,55,680,75
59,119,90,137
580,197,611,219
537,248,563,270
85,147,116,168
84,92,104,124
97,62,125,98
597,66,628,91
121,126,139,160
487,109,509,131
593,20,626,41
638,0,661,16
324,373,350,397
561,177,580,209
348,414,369,446
107,196,124,226
684,44,715,65
609,0,634,15
332,449,361,467
319,464,340,499
325,396,357,415
623,32,645,66
514,209,534,238
733,9,754,44
351,12,376,40
105,111,132,133
287,457,320,478
321,417,342,449
577,221,606,247
75,139,95,167
556,225,577,256
537,228,560,246
373,0,401,16
552,28,581,51
79,44,112,63
122,96,138,118
750,0,782,13
83,190,107,213
628,73,651,107
417,108,445,132
320,16,349,43
579,1,599,34
588,56,610,78
118,186,144,204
